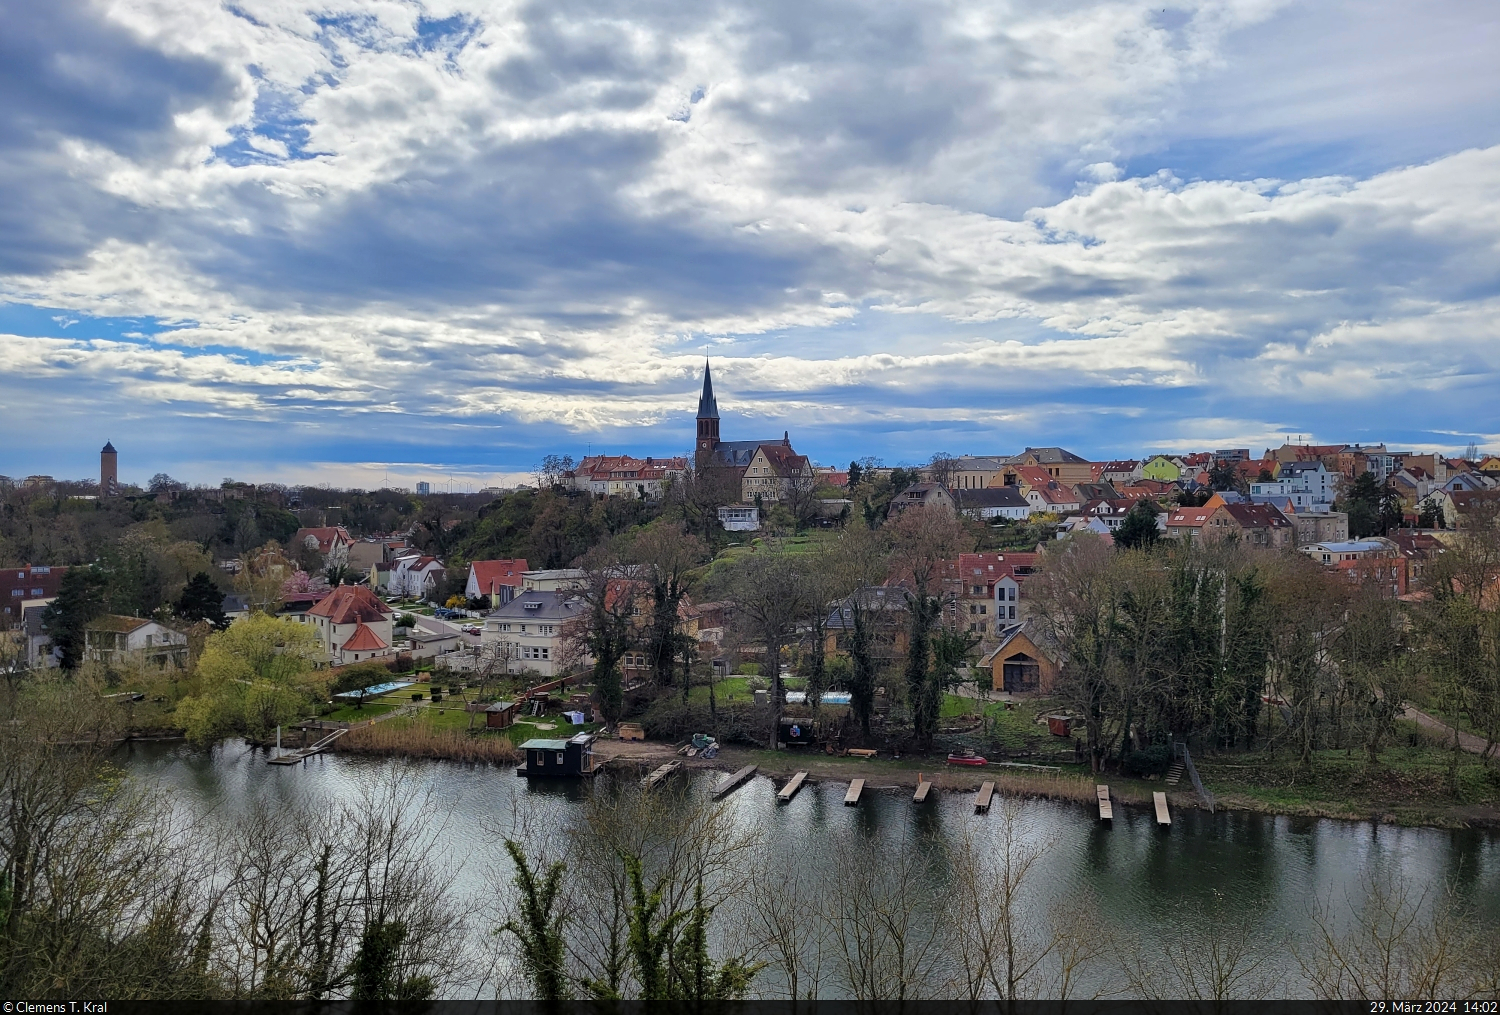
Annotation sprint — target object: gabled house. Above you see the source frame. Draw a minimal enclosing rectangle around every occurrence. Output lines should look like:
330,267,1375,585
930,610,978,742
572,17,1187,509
954,486,1031,521
741,441,815,503
999,448,1093,485
1217,502,1295,550
943,456,1009,490
1094,460,1142,484
84,616,189,671
824,587,910,664
309,585,395,665
481,590,586,677
1141,455,1184,482
887,482,957,518
467,558,529,607
945,552,1041,635
1024,480,1081,516
293,527,354,569
389,555,446,600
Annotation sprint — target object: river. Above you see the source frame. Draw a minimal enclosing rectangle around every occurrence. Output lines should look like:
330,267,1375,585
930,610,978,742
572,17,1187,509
119,740,1500,999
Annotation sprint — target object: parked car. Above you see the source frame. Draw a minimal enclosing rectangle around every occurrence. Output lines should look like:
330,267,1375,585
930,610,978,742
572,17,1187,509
461,625,481,635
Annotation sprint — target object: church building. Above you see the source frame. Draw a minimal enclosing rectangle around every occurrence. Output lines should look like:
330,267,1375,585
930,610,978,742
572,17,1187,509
694,361,814,503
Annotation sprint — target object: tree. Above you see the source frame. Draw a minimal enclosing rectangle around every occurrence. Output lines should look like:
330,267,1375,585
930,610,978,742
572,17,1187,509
926,452,959,491
1207,459,1242,493
572,549,638,725
718,543,810,747
148,473,180,493
888,506,971,747
176,572,227,629
174,614,322,743
846,460,864,490
1339,472,1385,538
42,566,109,670
532,454,576,491
629,525,705,696
1114,500,1161,551
499,840,570,1004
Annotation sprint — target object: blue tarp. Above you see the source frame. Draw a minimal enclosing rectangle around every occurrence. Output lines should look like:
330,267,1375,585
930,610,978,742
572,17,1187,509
334,680,416,699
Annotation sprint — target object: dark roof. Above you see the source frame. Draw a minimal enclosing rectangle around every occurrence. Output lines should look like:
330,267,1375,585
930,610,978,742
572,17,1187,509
709,439,784,468
955,487,1028,508
221,594,250,613
696,360,719,419
1012,447,1088,465
486,590,583,621
485,700,517,712
101,441,116,453
826,587,910,630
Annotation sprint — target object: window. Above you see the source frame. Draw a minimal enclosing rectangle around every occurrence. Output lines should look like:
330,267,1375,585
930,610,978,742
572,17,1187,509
556,752,565,765
10,590,21,597
1009,605,1016,620
30,588,42,596
979,605,987,615
537,752,545,766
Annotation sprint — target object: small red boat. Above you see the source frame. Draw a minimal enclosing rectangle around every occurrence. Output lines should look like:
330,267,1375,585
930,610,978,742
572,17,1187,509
946,751,987,766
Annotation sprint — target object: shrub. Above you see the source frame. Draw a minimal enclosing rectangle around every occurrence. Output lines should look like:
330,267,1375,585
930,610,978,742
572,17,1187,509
1124,744,1171,777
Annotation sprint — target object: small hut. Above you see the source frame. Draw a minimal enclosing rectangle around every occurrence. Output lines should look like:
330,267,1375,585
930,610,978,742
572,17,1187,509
519,732,598,777
484,700,519,729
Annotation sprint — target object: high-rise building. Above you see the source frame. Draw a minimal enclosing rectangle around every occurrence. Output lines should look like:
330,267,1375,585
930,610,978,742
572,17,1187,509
100,441,118,496
417,481,431,496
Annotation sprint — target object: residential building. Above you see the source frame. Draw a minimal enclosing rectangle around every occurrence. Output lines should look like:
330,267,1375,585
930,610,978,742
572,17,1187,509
292,526,355,569
389,554,445,600
946,552,1041,635
1094,460,1143,484
1300,540,1396,565
416,481,431,496
569,454,690,499
824,587,909,664
943,456,1009,490
1,564,68,628
1443,489,1500,529
19,601,59,667
1389,530,1446,585
1141,455,1183,482
1164,504,1216,541
887,482,957,518
998,448,1093,486
481,590,586,677
1248,460,1339,510
741,442,815,504
718,504,761,531
522,569,588,592
308,585,395,665
954,486,1031,521
1217,502,1295,550
84,616,189,670
1024,480,1082,516
980,623,1060,694
1082,498,1137,531
1479,456,1500,478
466,558,529,606
1333,556,1409,598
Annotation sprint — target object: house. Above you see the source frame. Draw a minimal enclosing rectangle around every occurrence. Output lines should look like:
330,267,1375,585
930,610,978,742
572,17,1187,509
1,564,68,628
522,569,588,592
1443,489,1500,529
941,456,1009,490
368,561,393,594
717,504,761,531
1081,498,1137,531
1164,504,1216,541
568,455,689,499
945,552,1042,636
19,600,59,667
84,616,189,670
1141,455,1183,482
466,558,529,607
980,623,1060,694
954,486,1031,521
824,587,910,664
1333,556,1409,598
408,625,461,660
741,441,816,503
1479,456,1500,478
1389,467,1436,515
1024,480,1082,516
482,590,586,676
308,585,396,665
346,537,411,573
221,594,251,623
388,555,445,600
1249,461,1338,510
1272,506,1349,546
887,482,957,518
1217,502,1295,550
999,448,1093,486
518,732,598,777
292,527,355,569
1389,530,1446,584
1094,460,1143,484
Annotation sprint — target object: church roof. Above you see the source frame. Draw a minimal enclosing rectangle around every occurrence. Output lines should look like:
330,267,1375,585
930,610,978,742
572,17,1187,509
696,361,719,419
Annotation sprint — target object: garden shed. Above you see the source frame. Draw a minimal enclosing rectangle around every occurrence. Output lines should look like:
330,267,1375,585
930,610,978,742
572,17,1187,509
484,700,518,729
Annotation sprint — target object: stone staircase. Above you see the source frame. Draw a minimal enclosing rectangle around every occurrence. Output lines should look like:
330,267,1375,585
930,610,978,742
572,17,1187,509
1165,760,1185,786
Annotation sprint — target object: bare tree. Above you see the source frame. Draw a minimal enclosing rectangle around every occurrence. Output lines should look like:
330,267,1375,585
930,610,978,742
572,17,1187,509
718,541,812,747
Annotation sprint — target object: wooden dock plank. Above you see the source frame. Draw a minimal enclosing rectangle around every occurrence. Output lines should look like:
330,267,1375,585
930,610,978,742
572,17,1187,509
844,778,864,805
974,780,995,813
643,760,681,788
711,764,758,799
777,771,808,802
1153,791,1171,827
913,780,932,803
1096,784,1113,822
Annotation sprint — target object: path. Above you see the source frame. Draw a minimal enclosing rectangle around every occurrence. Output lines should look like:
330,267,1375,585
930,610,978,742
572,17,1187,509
1402,704,1498,759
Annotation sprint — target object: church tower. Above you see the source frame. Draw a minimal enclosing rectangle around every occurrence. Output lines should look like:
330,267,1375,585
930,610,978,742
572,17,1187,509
695,360,720,459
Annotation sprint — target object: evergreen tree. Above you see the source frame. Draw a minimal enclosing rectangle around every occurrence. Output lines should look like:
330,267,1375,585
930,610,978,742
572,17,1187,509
846,459,864,489
1115,500,1161,551
176,572,227,629
42,566,109,670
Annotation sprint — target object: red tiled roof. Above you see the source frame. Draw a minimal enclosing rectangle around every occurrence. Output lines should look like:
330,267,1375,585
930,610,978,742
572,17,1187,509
294,527,354,553
309,585,393,625
1221,503,1291,529
340,622,389,652
1167,507,1215,527
470,559,528,591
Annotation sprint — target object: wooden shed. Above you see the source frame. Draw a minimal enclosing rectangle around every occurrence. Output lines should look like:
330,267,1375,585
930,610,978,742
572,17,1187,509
484,700,518,729
519,732,598,777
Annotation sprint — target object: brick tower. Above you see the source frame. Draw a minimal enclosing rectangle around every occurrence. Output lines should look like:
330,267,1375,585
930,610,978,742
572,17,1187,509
695,360,720,460
100,441,118,496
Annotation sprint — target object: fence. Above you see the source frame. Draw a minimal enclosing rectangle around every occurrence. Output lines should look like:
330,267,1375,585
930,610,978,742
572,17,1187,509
1175,741,1216,812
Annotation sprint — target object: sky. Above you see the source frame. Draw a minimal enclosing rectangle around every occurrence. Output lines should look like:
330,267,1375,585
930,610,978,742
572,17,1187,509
1,0,1498,489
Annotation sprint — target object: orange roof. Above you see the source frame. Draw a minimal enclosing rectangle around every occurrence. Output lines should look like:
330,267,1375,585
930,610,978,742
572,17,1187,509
309,585,393,625
1166,507,1215,527
340,622,389,652
470,559,528,591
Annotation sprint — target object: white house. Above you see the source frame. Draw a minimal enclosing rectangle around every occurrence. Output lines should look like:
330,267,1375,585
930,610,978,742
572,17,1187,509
388,554,446,600
308,585,395,665
84,616,189,670
718,504,761,531
955,486,1031,521
481,591,587,677
1250,461,1338,511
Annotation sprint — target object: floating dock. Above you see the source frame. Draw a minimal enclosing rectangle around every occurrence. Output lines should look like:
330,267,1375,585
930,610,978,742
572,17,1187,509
844,778,864,805
777,771,808,802
711,764,758,799
974,780,995,813
913,778,932,803
1154,791,1171,827
642,760,682,788
1097,784,1113,822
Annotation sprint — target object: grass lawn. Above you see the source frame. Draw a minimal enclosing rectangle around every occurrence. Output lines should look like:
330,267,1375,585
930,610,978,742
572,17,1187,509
326,701,399,722
686,676,758,705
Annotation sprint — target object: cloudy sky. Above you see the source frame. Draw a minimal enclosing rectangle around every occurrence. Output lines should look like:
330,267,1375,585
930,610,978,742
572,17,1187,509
2,0,1498,488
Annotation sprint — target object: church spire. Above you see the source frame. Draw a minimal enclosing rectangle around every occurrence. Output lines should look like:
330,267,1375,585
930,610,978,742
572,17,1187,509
696,359,719,420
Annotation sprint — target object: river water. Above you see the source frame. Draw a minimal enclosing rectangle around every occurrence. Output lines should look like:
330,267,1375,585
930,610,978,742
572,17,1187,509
119,740,1500,999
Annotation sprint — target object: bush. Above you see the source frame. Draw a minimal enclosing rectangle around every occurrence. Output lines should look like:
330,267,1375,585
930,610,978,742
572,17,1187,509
1124,744,1171,777
637,695,766,746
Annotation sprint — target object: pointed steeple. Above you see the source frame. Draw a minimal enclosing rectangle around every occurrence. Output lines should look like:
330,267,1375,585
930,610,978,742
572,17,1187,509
696,359,719,420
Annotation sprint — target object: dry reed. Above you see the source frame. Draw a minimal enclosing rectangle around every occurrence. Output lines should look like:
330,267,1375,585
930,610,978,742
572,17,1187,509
331,721,521,764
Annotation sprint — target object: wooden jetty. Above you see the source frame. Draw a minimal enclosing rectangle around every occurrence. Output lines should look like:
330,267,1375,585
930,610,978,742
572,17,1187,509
268,727,347,765
1153,791,1171,827
711,764,758,799
974,780,995,813
844,778,865,806
777,771,808,803
1096,784,1113,822
913,777,932,803
642,760,682,788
